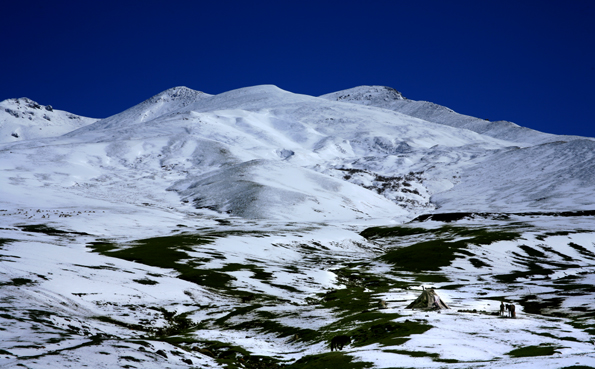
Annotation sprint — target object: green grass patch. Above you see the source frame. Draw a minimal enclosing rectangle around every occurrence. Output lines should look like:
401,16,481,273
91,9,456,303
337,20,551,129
213,305,262,326
229,316,319,342
529,331,579,342
378,227,521,272
88,233,214,265
327,310,402,332
133,278,159,285
86,240,117,253
469,258,491,268
380,239,462,272
568,242,595,259
0,238,16,248
88,234,242,290
507,345,558,357
349,319,432,347
317,263,413,314
18,224,90,236
0,278,36,287
383,348,439,358
310,268,434,348
73,263,120,271
538,245,576,261
535,230,593,241
94,308,197,338
360,226,431,240
517,296,564,315
119,355,142,362
448,227,520,245
287,352,373,369
94,316,146,332
171,339,291,369
519,245,546,258
333,266,395,291
319,287,374,315
493,261,555,283
383,349,459,363
88,233,294,295
207,229,273,238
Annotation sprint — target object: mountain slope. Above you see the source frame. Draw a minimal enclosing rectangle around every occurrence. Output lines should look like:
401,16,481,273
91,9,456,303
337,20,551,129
0,85,508,221
2,85,595,369
2,85,595,222
170,158,407,220
0,97,98,143
70,86,211,135
320,85,592,145
432,138,595,212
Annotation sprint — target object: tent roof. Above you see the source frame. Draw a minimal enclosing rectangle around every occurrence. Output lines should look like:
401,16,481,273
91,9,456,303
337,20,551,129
406,288,449,310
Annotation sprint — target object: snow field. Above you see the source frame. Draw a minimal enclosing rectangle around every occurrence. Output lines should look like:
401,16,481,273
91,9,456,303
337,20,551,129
2,85,595,367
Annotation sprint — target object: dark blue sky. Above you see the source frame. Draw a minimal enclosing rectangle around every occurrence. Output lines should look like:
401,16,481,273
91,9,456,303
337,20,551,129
2,0,594,138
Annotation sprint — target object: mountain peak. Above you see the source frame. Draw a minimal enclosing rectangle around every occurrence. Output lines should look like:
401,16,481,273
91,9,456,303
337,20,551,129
71,87,213,133
2,97,54,112
0,96,98,143
149,86,210,103
320,85,406,104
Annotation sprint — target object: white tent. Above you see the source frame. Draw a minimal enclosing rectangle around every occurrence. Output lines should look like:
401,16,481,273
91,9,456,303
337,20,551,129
406,288,449,310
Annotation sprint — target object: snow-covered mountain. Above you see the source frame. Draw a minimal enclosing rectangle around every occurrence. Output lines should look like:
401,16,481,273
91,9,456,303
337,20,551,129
0,97,98,143
2,85,595,368
321,85,591,146
2,85,594,221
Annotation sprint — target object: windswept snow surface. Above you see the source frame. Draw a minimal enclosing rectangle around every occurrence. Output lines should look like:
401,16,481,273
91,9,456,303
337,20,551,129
1,85,595,368
321,85,593,145
432,139,595,212
3,85,594,218
0,97,98,143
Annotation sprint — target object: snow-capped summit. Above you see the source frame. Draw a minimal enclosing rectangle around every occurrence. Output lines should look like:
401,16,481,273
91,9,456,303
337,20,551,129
2,85,595,369
184,84,321,113
0,97,97,143
2,84,595,221
321,85,591,146
70,86,211,134
320,85,406,105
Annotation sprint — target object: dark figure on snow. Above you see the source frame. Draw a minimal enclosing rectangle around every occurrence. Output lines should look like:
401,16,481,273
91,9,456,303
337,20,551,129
505,303,516,318
330,335,351,351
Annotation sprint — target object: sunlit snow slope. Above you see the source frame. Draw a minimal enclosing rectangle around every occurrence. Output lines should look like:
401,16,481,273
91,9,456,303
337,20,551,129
320,85,592,145
2,85,595,369
2,84,594,221
0,97,98,143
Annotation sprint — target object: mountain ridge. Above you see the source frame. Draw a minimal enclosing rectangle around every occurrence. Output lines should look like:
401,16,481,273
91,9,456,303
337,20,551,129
2,84,595,369
0,97,98,143
320,85,592,145
2,84,594,221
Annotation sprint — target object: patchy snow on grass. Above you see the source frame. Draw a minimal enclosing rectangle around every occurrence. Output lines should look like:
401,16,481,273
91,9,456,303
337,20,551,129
2,85,595,368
